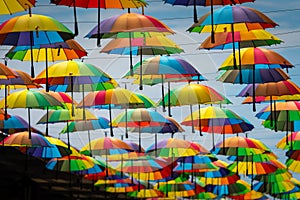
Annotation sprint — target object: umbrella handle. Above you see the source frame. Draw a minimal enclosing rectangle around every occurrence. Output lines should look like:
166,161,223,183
72,0,79,36
193,0,198,23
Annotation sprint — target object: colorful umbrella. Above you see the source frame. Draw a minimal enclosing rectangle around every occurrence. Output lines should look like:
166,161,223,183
0,0,35,15
0,62,18,80
220,47,294,70
127,189,165,198
60,117,110,155
0,14,74,77
80,137,135,156
199,29,283,50
157,83,229,129
276,132,300,150
123,55,204,108
0,114,43,134
1,131,50,147
52,0,147,40
0,89,62,138
162,0,255,25
187,5,278,35
78,87,144,137
181,106,254,147
112,108,171,152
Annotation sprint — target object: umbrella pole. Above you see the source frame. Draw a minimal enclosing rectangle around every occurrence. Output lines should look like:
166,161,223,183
29,31,35,78
88,130,92,157
139,125,142,153
270,96,273,127
252,64,256,112
67,121,70,150
125,107,128,138
168,82,172,117
231,24,237,72
193,0,198,23
161,76,166,112
46,107,49,136
109,104,114,137
70,75,75,116
155,133,157,157
97,0,101,47
4,85,7,120
45,48,49,92
82,85,86,120
238,42,243,84
286,110,289,145
209,0,215,43
198,104,202,136
189,105,195,133
129,32,133,76
139,53,143,90
72,0,79,36
28,108,31,139
274,100,277,132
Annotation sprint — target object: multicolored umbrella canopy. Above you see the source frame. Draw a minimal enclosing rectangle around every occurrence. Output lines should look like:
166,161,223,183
253,179,297,196
199,29,283,50
276,132,300,150
52,0,147,40
181,106,254,147
78,87,144,136
146,138,210,157
34,60,112,85
219,47,294,70
0,13,75,77
187,5,278,33
0,62,18,80
0,0,35,15
0,89,63,138
162,0,255,24
123,55,204,103
112,108,171,152
0,114,43,134
127,189,165,198
1,131,51,147
0,69,41,89
80,137,135,156
5,39,87,62
85,12,174,39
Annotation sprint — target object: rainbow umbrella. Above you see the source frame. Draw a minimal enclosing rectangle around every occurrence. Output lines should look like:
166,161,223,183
0,62,18,80
199,29,283,50
253,179,297,196
112,108,171,152
157,83,229,131
187,5,278,38
80,137,135,156
0,89,62,138
60,117,110,155
181,106,254,148
0,14,74,77
123,55,203,93
5,39,87,92
219,47,294,70
237,80,300,118
146,138,210,158
276,132,300,151
0,114,43,135
1,131,50,147
78,88,144,137
52,0,147,40
0,0,35,15
162,0,255,25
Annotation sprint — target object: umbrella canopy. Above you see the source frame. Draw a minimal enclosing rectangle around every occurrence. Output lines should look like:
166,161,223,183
1,131,50,147
0,0,35,15
146,138,210,157
237,80,300,97
199,29,283,50
60,117,110,133
187,5,278,33
100,36,184,56
86,12,174,39
112,108,171,152
219,47,294,70
0,14,74,46
162,0,255,24
5,39,87,62
80,137,135,156
34,60,112,85
0,69,41,89
0,62,18,79
127,189,165,198
0,114,43,134
217,68,290,84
